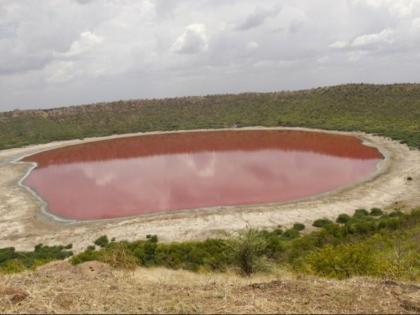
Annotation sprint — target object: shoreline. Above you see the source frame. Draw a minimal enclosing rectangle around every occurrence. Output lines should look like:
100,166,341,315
0,127,419,252
17,127,388,224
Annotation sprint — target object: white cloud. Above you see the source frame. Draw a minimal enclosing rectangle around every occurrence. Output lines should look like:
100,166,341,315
329,41,348,49
351,29,394,47
58,31,104,57
0,0,419,110
235,6,281,31
330,29,395,49
171,24,208,54
45,61,78,83
246,41,259,50
351,0,420,18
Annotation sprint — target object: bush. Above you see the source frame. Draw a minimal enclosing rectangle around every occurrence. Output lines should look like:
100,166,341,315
313,218,333,228
389,210,403,217
94,235,109,248
304,243,375,279
370,208,383,216
354,209,369,217
0,245,73,273
336,213,351,224
346,220,377,235
232,230,268,276
282,228,300,240
100,243,138,270
292,223,305,231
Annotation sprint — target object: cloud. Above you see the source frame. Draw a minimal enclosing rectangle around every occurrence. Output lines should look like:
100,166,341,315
235,6,281,31
352,29,394,47
246,41,259,50
0,0,419,111
351,0,420,18
330,29,395,50
171,24,208,54
58,31,104,58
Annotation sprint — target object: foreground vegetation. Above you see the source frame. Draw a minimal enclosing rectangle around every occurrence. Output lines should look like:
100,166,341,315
1,84,419,150
71,208,420,281
3,208,419,282
0,244,72,273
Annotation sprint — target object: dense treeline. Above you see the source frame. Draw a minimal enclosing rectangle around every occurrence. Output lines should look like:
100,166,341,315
1,83,419,150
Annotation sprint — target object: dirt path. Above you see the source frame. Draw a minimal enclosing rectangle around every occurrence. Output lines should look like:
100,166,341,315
0,127,419,252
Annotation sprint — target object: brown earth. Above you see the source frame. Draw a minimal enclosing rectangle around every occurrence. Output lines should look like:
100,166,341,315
0,261,419,314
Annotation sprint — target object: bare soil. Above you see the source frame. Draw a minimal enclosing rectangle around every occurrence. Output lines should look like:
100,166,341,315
0,127,419,252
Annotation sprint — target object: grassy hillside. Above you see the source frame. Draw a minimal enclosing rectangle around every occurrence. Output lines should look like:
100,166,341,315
1,262,418,314
1,83,419,150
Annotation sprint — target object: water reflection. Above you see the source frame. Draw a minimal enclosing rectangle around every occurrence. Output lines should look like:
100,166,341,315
23,130,381,220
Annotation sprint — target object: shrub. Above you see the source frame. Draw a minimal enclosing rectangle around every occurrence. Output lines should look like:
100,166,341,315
292,223,305,231
346,220,377,235
94,235,109,248
0,260,26,274
370,208,383,216
304,243,375,279
0,245,73,273
389,210,403,217
336,213,351,224
231,230,267,276
100,243,138,270
378,217,402,230
282,228,300,240
313,218,333,228
354,209,369,217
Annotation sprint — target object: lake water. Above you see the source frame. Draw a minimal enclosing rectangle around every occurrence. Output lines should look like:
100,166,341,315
23,130,382,220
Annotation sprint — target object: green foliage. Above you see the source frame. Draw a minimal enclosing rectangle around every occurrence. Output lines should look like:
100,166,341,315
336,213,351,224
304,243,375,279
2,207,415,281
1,84,420,150
313,218,333,228
354,209,369,217
0,244,73,274
231,230,269,275
282,228,301,240
370,208,383,216
94,235,109,248
292,223,305,231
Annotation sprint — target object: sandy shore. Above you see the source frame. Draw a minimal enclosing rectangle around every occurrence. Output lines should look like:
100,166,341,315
0,127,419,252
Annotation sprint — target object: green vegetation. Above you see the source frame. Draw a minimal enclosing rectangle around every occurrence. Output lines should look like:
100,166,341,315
2,208,419,281
336,213,351,224
68,208,420,281
313,218,333,228
94,235,109,248
0,244,73,274
370,207,384,216
292,223,305,231
1,84,419,150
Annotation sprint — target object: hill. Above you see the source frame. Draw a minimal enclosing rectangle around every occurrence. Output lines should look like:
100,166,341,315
1,83,419,150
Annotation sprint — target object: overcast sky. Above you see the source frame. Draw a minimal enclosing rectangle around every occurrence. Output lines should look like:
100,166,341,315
1,0,420,111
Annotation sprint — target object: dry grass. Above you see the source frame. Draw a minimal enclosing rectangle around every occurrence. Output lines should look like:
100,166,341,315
0,261,419,314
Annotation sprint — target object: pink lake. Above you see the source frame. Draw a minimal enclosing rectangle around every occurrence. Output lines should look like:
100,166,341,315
23,130,382,220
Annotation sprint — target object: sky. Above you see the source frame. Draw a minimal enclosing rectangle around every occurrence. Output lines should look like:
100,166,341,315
1,0,420,111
